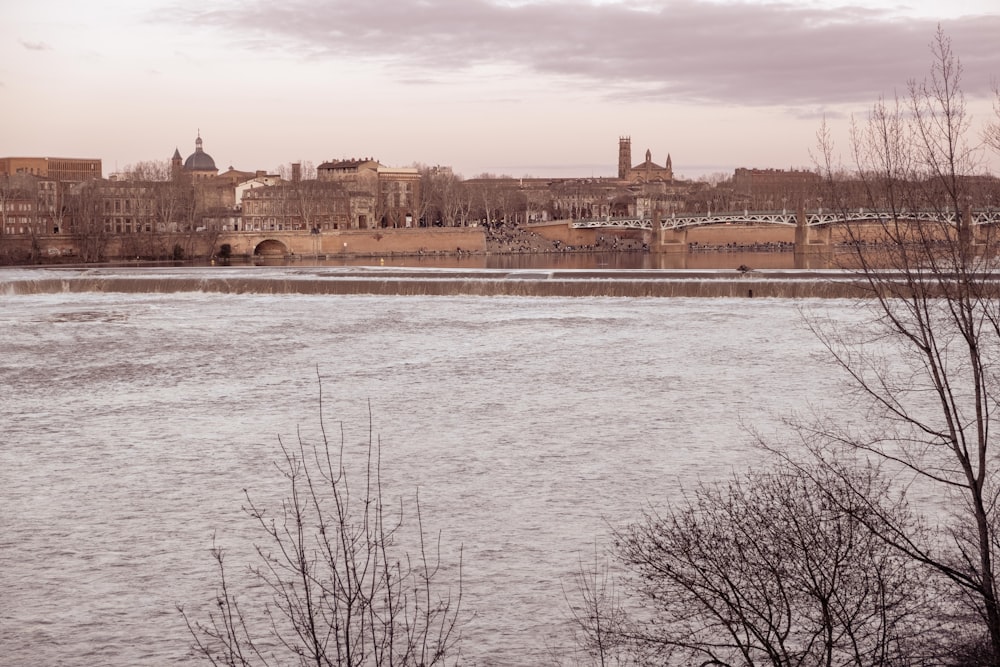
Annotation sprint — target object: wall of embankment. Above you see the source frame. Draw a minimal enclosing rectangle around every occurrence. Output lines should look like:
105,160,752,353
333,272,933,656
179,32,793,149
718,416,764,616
0,227,488,262
526,221,797,247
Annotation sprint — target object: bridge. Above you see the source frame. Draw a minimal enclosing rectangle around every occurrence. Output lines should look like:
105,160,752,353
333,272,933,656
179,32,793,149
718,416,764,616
572,209,1000,231
570,208,1000,254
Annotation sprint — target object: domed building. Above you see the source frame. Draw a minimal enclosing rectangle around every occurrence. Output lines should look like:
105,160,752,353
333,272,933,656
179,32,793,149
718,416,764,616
171,132,218,180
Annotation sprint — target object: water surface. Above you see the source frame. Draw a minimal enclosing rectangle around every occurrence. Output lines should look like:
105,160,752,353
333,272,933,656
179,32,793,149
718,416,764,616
0,286,862,665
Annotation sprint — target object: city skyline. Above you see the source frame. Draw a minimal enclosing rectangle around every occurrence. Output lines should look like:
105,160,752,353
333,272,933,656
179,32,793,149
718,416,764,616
5,0,1000,180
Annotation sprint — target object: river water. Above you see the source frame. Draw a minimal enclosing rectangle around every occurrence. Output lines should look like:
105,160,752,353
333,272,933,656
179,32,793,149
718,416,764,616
0,269,864,666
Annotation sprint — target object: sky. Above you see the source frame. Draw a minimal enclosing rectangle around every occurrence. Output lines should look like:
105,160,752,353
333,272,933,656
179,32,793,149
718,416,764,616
4,0,1000,180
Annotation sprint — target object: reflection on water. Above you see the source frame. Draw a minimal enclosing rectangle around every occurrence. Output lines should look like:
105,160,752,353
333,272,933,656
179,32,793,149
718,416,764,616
70,250,852,272
242,250,839,271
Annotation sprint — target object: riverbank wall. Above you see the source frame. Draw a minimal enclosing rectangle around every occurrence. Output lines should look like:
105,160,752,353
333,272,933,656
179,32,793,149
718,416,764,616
0,227,490,264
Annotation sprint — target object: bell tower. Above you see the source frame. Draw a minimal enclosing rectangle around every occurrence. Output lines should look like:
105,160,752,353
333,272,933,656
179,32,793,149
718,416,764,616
618,136,631,180
171,148,182,180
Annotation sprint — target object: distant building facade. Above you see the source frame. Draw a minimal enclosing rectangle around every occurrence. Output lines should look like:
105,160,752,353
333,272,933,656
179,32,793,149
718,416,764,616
0,156,101,237
617,137,673,183
171,133,219,181
0,156,102,182
318,158,421,228
0,174,61,236
731,167,823,209
241,181,352,231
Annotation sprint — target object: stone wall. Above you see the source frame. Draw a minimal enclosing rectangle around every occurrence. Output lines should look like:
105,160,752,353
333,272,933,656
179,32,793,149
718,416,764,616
0,227,488,263
528,220,797,248
687,225,795,246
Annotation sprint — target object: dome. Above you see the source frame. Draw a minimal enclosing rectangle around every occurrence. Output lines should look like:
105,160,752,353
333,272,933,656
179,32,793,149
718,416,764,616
183,134,217,173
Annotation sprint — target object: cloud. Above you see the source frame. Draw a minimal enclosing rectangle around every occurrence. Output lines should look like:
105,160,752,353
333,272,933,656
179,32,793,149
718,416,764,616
162,0,1000,107
20,40,51,51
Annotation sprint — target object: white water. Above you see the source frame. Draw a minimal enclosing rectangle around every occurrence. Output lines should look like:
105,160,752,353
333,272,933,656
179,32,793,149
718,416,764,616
0,285,863,665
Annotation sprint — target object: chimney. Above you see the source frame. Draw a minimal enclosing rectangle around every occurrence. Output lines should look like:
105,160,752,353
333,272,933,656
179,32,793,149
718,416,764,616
292,162,301,183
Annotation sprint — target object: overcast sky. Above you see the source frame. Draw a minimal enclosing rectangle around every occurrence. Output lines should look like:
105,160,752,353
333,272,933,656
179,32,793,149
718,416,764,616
4,0,1000,179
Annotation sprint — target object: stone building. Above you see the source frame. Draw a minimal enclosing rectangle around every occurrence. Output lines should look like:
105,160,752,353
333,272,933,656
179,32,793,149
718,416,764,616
87,179,195,234
317,158,380,183
377,167,421,227
0,174,60,236
730,167,822,209
171,133,218,181
0,157,102,238
617,136,673,183
0,156,102,182
166,134,256,223
318,158,421,228
241,181,352,231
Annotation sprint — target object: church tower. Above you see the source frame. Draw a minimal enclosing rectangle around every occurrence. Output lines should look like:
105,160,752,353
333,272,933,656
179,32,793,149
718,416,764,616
171,148,182,180
618,136,632,180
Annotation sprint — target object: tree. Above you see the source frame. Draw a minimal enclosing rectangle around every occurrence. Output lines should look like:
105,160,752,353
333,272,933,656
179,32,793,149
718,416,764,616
605,464,932,667
181,391,464,666
464,176,512,228
112,160,198,259
560,547,631,667
803,27,1000,663
563,29,1000,665
67,180,110,263
412,164,465,227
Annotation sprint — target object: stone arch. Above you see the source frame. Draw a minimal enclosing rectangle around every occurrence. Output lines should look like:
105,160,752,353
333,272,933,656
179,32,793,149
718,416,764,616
254,239,288,256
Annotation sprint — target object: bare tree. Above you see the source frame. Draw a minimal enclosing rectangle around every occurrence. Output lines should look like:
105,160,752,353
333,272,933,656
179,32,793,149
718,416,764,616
113,160,198,259
464,176,509,228
804,27,1000,663
67,180,110,263
559,546,631,667
181,390,464,666
606,463,934,667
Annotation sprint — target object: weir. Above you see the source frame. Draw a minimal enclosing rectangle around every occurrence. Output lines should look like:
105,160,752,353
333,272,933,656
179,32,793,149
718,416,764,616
1,267,882,298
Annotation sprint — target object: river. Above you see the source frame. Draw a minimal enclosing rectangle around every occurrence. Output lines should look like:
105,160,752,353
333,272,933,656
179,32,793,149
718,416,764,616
0,268,864,665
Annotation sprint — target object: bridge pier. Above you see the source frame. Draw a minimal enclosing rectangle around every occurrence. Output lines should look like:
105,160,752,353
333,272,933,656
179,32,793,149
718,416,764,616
651,211,688,253
657,227,688,253
794,207,832,254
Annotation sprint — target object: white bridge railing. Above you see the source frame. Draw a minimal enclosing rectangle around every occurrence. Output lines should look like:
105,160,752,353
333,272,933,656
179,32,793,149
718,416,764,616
571,210,1000,230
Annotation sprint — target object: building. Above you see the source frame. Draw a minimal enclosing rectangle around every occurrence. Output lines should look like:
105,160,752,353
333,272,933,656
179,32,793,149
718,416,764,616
377,167,421,227
171,133,218,181
0,174,61,236
731,167,823,209
317,158,380,183
241,181,352,231
318,157,421,228
0,156,102,182
86,179,195,234
617,137,673,184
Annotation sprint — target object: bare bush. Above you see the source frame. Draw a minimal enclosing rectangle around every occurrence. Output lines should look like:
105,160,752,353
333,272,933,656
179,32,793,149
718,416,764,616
607,463,933,666
180,392,464,666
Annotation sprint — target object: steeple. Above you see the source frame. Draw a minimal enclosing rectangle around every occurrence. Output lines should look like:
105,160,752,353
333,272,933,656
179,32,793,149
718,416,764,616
618,136,631,180
171,148,182,179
